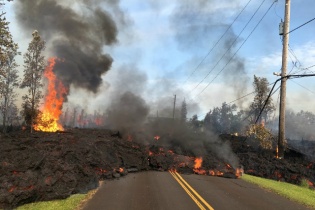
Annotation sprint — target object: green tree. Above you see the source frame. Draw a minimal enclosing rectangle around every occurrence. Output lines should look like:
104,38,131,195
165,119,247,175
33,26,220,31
249,75,275,124
0,12,16,80
0,12,19,133
246,124,274,149
20,30,46,132
204,103,243,134
0,45,19,133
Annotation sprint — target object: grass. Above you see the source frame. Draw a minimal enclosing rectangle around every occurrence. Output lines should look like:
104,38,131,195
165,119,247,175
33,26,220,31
16,188,98,210
242,174,315,208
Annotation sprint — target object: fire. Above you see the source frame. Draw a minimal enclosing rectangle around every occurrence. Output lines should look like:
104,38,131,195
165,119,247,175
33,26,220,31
209,169,224,176
34,57,67,132
194,157,203,169
193,157,206,175
96,168,107,174
235,167,244,178
8,186,16,193
154,135,160,141
168,150,174,154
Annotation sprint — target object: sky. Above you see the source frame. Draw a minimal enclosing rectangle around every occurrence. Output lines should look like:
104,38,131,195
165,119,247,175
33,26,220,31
3,0,315,119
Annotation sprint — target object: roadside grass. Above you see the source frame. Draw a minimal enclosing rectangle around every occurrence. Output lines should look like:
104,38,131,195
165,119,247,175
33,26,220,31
242,174,315,208
16,187,98,210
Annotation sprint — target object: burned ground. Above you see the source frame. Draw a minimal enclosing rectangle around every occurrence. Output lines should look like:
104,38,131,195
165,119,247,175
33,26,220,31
0,129,314,209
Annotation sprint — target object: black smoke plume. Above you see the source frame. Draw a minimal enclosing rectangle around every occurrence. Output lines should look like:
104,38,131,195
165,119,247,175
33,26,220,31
14,0,122,93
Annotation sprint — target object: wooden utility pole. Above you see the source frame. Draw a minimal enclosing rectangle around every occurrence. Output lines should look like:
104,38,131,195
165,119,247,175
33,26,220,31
278,0,291,159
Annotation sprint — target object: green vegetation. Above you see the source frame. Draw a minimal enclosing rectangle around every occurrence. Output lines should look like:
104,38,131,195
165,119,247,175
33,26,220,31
16,194,86,210
15,187,98,210
242,174,315,208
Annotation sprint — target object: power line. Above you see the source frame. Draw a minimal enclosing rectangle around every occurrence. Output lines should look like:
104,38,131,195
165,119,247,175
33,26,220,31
193,0,276,100
292,64,315,75
183,0,253,84
187,0,267,95
289,79,315,95
227,91,255,105
286,17,315,35
196,80,278,119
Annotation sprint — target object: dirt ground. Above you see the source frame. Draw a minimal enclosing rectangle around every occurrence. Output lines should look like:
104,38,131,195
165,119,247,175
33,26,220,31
0,129,314,209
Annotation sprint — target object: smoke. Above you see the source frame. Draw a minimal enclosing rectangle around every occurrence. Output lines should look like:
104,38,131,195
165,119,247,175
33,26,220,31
107,91,150,133
14,0,123,93
170,0,249,108
103,65,150,134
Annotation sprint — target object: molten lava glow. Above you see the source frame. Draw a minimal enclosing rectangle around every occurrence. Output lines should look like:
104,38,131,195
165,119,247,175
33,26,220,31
127,134,133,141
209,170,224,176
34,57,67,132
194,157,203,169
168,150,174,154
8,186,16,193
193,157,206,175
154,135,160,140
235,167,244,178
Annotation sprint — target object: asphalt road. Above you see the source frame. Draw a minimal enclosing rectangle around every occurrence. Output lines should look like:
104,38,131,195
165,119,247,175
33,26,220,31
83,171,310,210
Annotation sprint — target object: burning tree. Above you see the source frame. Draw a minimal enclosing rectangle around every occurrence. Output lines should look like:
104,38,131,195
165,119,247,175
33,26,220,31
20,30,46,132
0,12,19,133
34,57,67,132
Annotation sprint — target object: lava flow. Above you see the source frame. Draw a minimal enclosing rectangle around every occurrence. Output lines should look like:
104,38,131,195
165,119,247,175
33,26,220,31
193,157,206,175
34,57,67,132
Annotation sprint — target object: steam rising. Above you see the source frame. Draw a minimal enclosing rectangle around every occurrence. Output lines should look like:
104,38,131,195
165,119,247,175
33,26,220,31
14,0,121,93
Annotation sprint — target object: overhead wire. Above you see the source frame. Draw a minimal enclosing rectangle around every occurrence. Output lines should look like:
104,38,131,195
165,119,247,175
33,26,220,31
289,79,315,95
195,81,278,120
286,17,315,35
291,64,315,75
183,0,253,84
192,0,277,101
187,0,267,95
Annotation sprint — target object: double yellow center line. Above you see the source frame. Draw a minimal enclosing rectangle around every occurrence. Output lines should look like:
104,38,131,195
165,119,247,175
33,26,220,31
169,170,214,210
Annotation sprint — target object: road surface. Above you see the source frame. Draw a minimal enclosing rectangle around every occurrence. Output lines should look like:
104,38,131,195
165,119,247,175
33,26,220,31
83,171,309,210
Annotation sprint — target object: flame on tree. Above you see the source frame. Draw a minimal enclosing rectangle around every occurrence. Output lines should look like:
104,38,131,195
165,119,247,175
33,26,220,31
34,57,67,132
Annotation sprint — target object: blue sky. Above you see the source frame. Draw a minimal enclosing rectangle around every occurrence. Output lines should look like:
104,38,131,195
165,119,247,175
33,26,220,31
3,0,315,117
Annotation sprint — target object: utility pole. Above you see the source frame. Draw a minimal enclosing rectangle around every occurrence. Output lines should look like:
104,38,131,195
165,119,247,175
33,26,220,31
278,0,290,159
173,94,176,119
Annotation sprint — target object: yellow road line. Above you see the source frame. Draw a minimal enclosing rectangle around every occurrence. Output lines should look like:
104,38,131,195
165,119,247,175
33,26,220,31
169,171,206,210
174,171,214,210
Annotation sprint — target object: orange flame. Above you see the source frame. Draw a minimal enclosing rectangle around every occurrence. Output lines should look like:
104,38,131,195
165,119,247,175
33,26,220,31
154,136,160,140
34,57,67,132
193,157,206,175
194,157,203,169
235,167,244,178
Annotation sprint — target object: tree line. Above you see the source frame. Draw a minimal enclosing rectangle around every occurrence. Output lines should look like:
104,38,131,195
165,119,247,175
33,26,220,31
0,4,46,133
